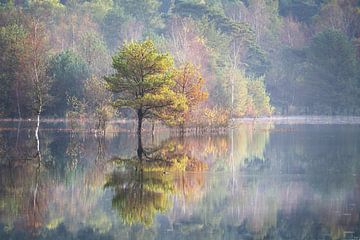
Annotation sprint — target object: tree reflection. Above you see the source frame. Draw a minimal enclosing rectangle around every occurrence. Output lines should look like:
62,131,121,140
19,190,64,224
0,123,50,234
0,125,111,235
2,123,360,239
105,138,208,226
106,170,174,226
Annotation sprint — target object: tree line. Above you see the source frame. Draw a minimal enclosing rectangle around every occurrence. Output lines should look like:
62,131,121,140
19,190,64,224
1,0,360,127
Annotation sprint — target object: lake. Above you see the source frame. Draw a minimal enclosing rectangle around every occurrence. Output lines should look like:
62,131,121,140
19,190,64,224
0,118,360,240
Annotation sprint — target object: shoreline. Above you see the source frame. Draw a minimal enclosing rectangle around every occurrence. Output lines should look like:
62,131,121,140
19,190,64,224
0,116,359,135
0,115,360,124
232,115,360,124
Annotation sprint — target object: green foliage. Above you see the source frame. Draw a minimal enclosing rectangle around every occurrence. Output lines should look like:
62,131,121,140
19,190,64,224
279,0,322,22
48,50,90,116
101,6,128,51
1,0,360,120
84,75,114,130
244,45,270,77
225,69,273,117
105,40,187,130
80,0,113,23
114,0,163,29
0,24,27,117
26,0,65,22
77,31,111,76
247,77,273,116
66,75,113,130
304,29,358,113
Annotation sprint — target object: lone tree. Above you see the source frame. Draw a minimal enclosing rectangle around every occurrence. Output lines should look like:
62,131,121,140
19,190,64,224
105,40,186,138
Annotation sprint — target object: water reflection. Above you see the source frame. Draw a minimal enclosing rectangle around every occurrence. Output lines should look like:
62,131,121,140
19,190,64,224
105,139,208,226
0,122,360,239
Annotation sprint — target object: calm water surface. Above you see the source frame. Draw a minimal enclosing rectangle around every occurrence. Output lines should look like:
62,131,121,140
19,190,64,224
0,120,360,239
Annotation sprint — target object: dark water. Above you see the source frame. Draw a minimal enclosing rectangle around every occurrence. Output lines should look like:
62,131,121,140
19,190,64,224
0,120,360,240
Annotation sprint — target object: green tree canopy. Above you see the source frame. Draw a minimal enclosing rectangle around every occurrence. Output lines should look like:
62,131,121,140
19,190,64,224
0,24,28,117
47,50,89,116
105,40,187,136
304,29,358,114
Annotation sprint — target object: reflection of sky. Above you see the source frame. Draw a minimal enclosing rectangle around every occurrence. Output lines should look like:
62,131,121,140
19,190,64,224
0,122,360,239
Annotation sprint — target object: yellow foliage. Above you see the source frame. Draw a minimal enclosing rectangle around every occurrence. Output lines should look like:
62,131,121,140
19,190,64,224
187,106,230,127
172,62,208,125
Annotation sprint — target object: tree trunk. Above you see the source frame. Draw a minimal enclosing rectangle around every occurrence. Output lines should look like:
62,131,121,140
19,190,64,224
35,105,42,161
137,109,143,137
137,130,144,162
151,122,155,137
16,82,22,119
180,123,185,137
33,104,42,210
136,109,144,161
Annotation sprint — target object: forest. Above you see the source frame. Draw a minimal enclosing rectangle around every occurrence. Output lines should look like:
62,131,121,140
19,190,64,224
1,0,360,129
